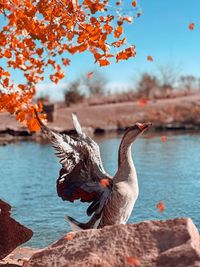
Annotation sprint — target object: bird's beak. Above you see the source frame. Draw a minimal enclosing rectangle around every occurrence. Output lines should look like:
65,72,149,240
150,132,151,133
136,122,152,132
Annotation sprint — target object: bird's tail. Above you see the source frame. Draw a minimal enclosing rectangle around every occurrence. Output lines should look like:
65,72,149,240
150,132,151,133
65,214,101,231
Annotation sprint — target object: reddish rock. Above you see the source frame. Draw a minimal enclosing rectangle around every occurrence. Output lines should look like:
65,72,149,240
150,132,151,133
0,200,33,260
0,247,40,267
25,218,200,267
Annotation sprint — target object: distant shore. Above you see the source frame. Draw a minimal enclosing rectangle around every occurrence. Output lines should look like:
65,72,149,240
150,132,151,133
0,92,200,145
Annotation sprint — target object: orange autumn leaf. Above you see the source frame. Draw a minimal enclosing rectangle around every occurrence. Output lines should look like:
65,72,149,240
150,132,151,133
156,201,165,213
27,117,41,132
161,136,167,142
16,110,26,122
37,101,43,112
112,38,126,48
3,78,9,87
139,98,148,107
18,84,26,90
100,178,110,187
116,46,136,62
114,25,123,38
64,232,76,241
48,59,55,65
147,55,153,61
126,256,141,266
62,58,71,66
122,16,133,24
132,1,137,7
36,48,44,57
94,53,104,61
98,59,110,66
103,24,113,34
0,0,137,130
189,23,195,30
117,20,123,26
4,49,12,58
87,71,94,78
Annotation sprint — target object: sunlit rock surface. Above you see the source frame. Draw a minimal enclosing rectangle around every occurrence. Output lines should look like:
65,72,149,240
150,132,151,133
25,218,200,267
0,200,33,260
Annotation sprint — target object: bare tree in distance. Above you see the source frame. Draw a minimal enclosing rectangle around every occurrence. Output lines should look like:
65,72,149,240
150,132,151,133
179,75,197,92
64,79,85,106
158,64,181,90
136,73,160,99
83,71,107,97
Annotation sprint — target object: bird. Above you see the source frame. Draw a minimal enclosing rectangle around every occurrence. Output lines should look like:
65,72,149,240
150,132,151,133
34,111,151,231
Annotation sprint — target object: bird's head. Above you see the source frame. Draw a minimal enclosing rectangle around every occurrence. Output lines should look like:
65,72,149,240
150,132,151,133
135,122,152,133
123,122,152,144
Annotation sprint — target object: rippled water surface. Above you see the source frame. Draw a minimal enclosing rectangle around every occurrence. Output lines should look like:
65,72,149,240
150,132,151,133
0,132,200,247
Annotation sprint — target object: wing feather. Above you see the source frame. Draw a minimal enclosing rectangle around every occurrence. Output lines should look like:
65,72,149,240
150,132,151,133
35,110,112,218
72,113,83,136
34,110,80,173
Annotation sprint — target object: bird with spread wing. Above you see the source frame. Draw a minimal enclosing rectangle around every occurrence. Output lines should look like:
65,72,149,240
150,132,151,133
35,111,151,231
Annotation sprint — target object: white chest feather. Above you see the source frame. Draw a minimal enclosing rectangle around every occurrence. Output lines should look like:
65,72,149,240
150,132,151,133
115,180,139,224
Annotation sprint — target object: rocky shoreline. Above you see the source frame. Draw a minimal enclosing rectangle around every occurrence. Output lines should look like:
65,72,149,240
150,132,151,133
1,93,200,146
1,199,200,267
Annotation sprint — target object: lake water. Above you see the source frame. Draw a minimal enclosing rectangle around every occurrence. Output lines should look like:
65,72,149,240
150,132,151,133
0,132,200,248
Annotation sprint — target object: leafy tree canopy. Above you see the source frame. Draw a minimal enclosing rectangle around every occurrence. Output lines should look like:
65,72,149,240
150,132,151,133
0,0,138,131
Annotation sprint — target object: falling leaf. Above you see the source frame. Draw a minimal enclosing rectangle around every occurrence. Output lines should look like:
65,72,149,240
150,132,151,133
87,71,94,78
189,23,195,30
64,232,76,241
126,256,141,266
161,136,167,142
139,98,148,107
147,55,153,61
100,179,110,187
156,201,165,213
132,1,137,7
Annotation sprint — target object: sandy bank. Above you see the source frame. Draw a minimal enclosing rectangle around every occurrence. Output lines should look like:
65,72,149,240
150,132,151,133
0,93,200,145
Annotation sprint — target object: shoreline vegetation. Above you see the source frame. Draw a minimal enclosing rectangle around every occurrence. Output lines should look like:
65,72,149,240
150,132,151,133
0,91,200,145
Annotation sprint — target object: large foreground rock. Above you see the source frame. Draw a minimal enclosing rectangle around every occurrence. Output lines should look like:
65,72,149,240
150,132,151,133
0,200,33,260
25,218,200,267
0,247,40,267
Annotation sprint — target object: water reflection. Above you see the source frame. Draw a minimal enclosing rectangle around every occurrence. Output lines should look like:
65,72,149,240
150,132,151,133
0,131,200,247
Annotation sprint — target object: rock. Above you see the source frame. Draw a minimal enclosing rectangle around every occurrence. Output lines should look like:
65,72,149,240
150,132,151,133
24,218,200,267
0,247,40,267
0,200,33,260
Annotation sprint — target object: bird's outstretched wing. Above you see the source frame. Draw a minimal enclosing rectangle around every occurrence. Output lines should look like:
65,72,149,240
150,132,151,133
34,111,112,221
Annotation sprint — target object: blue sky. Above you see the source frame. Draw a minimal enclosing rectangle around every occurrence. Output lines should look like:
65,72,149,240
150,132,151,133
1,0,200,98
67,0,200,81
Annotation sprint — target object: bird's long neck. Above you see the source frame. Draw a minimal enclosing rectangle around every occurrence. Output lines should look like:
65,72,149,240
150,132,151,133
118,136,132,167
115,132,137,183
